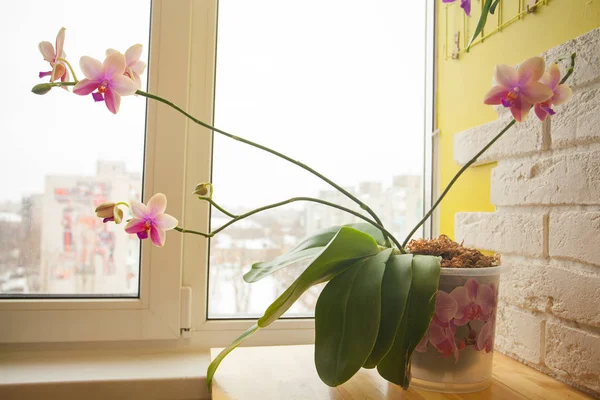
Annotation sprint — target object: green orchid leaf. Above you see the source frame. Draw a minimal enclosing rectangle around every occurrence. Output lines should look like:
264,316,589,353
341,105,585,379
377,255,441,388
314,249,392,386
243,225,340,283
467,0,494,52
206,323,260,390
344,222,387,246
243,246,324,283
490,0,501,14
243,223,385,283
257,226,380,327
363,254,413,369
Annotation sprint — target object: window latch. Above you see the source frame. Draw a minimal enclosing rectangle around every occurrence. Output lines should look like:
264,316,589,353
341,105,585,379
180,286,192,338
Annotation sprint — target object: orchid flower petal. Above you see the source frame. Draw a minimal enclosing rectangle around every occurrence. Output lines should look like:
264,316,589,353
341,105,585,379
51,63,66,82
154,213,178,230
464,279,479,302
476,320,494,351
541,63,561,89
73,79,100,96
510,96,532,122
147,193,168,215
450,286,470,319
80,56,105,80
493,64,517,88
125,44,143,65
137,230,149,240
521,82,554,104
131,60,147,75
534,103,549,121
124,218,147,234
38,41,55,63
427,323,446,346
105,48,119,57
92,92,104,102
517,56,545,85
55,27,66,61
130,199,149,219
104,52,127,78
150,225,166,247
460,0,471,16
552,84,573,106
132,73,143,90
435,290,458,323
476,283,495,319
111,75,138,96
483,86,510,105
104,89,121,114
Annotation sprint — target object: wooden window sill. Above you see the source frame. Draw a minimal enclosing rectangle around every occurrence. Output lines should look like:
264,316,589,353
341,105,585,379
211,345,593,399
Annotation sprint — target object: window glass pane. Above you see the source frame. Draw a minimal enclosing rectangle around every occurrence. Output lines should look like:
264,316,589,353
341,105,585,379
0,0,151,297
209,0,428,318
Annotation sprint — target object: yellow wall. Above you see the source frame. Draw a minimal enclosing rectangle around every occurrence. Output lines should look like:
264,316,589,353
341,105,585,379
437,0,600,239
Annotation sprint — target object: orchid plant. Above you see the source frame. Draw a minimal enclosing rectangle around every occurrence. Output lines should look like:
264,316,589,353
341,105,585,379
32,28,575,391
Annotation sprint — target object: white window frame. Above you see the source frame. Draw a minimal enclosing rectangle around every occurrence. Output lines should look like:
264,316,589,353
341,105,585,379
0,0,437,347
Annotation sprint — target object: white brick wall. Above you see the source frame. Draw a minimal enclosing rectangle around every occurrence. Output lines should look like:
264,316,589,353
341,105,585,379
453,28,600,396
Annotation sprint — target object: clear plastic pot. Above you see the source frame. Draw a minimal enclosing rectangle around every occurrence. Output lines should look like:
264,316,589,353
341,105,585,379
410,266,503,393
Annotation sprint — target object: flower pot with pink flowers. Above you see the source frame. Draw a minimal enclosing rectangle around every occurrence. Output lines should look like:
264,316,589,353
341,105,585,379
406,236,502,393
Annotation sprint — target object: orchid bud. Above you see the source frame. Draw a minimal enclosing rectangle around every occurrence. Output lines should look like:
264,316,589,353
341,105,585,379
95,202,116,218
95,202,125,224
193,182,213,197
113,207,124,224
32,83,53,95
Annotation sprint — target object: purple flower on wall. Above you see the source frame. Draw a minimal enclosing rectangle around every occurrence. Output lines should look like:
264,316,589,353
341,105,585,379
442,0,471,17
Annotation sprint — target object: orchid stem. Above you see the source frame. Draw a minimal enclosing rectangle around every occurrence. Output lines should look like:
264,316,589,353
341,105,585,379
135,90,392,248
200,197,239,218
558,53,576,85
174,226,211,238
175,196,404,251
57,58,78,82
401,119,516,249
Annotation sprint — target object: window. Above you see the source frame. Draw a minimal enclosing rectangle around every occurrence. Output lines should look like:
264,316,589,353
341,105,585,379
0,1,150,298
0,0,435,345
207,0,435,319
0,0,196,343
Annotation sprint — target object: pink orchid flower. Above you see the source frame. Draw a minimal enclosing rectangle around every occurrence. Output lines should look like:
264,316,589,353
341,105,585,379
475,319,495,353
428,322,460,362
106,44,147,90
38,27,69,83
432,289,458,327
450,279,496,326
417,290,460,356
124,193,178,247
534,63,574,121
73,52,138,114
442,0,471,16
483,56,554,122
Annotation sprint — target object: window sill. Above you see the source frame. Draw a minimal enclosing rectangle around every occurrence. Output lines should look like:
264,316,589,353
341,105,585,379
0,347,211,400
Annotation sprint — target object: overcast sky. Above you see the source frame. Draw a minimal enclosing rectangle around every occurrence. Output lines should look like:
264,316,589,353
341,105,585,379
1,0,428,211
